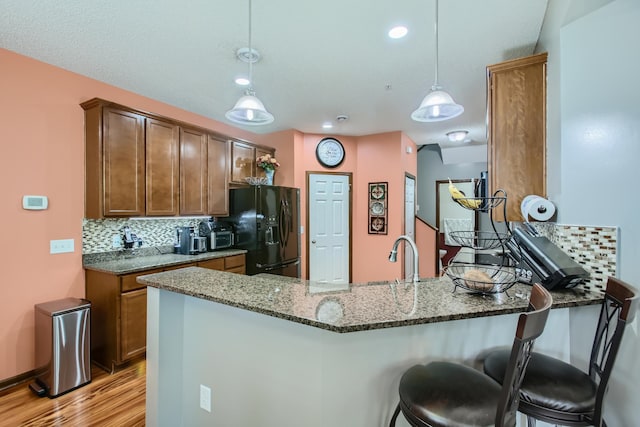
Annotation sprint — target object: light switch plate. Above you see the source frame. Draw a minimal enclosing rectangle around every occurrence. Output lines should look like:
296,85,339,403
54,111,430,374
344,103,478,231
50,239,74,254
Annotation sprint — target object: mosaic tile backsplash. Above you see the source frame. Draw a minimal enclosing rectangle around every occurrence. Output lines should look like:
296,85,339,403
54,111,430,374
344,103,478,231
84,218,618,294
83,218,209,254
525,222,618,295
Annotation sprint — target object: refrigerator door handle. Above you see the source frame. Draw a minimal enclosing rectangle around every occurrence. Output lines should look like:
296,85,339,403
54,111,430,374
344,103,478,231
279,199,289,249
257,259,300,270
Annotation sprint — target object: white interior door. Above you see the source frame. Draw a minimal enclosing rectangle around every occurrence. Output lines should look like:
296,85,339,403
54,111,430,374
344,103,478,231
308,174,350,283
404,175,416,279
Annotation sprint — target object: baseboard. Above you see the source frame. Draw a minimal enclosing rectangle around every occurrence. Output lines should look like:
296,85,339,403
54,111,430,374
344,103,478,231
0,369,36,394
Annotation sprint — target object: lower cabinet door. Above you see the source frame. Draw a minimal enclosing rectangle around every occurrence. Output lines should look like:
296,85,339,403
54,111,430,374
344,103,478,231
120,288,147,361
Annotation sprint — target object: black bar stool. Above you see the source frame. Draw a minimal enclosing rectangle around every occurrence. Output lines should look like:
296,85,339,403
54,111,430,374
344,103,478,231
389,283,553,427
483,276,638,426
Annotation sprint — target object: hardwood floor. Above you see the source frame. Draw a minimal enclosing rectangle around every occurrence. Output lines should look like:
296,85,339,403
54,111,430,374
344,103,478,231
0,359,146,426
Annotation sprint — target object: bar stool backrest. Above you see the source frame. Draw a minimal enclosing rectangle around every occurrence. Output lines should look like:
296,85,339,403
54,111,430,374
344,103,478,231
496,283,553,426
589,277,639,424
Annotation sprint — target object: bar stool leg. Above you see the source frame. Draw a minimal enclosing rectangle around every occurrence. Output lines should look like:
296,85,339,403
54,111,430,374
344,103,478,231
389,403,401,427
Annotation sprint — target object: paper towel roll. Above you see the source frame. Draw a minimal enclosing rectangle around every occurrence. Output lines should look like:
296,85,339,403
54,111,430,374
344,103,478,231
521,195,555,222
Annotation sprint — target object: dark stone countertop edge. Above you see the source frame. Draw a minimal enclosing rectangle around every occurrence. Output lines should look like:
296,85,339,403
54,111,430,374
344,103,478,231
83,249,248,275
138,271,604,334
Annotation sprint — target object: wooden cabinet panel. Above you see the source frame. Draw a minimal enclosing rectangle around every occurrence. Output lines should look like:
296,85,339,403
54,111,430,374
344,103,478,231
180,127,208,215
224,254,245,270
163,263,196,271
230,141,255,184
225,266,246,275
121,268,163,292
487,53,547,221
102,107,146,217
120,288,147,361
208,137,230,216
146,118,179,216
197,258,225,271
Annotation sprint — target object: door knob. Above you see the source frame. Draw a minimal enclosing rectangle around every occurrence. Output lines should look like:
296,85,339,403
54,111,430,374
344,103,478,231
311,240,316,244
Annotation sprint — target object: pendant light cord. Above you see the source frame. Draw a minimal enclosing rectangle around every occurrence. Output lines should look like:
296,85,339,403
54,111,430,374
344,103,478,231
248,0,253,91
433,0,439,89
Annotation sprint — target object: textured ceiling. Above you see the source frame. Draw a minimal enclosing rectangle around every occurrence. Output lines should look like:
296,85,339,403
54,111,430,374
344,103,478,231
1,0,548,148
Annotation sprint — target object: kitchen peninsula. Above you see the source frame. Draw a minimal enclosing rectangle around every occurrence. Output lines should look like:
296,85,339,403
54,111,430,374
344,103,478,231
139,267,603,427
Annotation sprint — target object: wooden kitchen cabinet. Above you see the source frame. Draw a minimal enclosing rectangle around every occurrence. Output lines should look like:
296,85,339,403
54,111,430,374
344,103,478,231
120,287,147,361
230,140,256,184
207,137,230,216
85,267,163,372
230,140,275,185
487,52,547,221
83,102,145,218
83,98,274,217
180,127,208,215
146,118,179,216
85,254,243,372
197,253,246,274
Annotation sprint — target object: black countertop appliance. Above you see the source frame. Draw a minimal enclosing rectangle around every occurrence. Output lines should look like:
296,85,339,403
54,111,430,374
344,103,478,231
507,225,590,290
225,185,300,277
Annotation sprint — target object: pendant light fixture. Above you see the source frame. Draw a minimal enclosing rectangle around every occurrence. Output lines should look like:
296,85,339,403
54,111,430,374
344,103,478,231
411,0,463,122
225,0,274,126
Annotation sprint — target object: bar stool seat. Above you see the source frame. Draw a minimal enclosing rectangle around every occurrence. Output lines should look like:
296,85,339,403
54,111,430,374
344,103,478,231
389,283,553,427
397,362,502,426
484,351,597,421
483,276,638,426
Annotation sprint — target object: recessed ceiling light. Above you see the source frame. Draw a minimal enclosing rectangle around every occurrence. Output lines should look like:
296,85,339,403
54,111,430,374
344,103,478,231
234,76,250,86
322,122,333,129
388,26,408,39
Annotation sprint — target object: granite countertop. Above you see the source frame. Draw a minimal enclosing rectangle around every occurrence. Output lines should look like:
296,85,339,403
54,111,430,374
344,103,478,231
137,267,604,333
83,248,247,275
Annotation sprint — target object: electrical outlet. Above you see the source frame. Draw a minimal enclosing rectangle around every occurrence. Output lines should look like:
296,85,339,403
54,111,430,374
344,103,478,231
200,384,211,412
50,239,74,254
112,234,122,248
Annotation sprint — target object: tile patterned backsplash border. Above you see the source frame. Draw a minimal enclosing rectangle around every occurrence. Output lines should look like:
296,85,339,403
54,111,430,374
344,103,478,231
83,217,209,255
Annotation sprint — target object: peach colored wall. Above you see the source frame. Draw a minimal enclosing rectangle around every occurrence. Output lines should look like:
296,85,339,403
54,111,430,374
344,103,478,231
416,221,438,278
353,132,417,282
0,48,423,382
0,49,261,382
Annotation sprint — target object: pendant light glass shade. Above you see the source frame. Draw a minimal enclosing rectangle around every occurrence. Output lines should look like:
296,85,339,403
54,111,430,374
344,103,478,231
411,87,464,122
411,0,463,122
225,90,274,125
225,0,274,126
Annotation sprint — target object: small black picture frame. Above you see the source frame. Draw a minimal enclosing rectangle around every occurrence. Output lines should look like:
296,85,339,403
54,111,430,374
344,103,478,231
368,182,388,235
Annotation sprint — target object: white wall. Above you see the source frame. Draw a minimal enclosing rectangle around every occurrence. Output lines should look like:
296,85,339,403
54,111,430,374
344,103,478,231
537,0,640,425
147,286,578,427
416,145,487,226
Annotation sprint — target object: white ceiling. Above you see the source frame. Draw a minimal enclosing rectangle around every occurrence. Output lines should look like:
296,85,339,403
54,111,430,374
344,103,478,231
0,0,548,147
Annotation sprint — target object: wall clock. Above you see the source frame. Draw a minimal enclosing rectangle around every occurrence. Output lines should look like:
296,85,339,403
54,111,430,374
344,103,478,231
316,137,345,168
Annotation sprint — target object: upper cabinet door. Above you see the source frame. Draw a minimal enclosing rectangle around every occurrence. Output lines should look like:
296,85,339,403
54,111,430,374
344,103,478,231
146,118,179,216
207,137,230,216
230,141,255,184
180,127,208,215
487,53,547,221
102,107,146,217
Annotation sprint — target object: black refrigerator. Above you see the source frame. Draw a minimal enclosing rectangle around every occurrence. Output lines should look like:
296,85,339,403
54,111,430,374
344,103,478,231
227,185,300,277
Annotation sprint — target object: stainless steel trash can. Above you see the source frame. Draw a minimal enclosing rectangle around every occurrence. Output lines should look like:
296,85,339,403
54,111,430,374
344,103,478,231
32,298,91,397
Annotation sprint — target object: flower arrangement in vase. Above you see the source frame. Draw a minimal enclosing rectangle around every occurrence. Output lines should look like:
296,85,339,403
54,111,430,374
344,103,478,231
256,153,280,185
